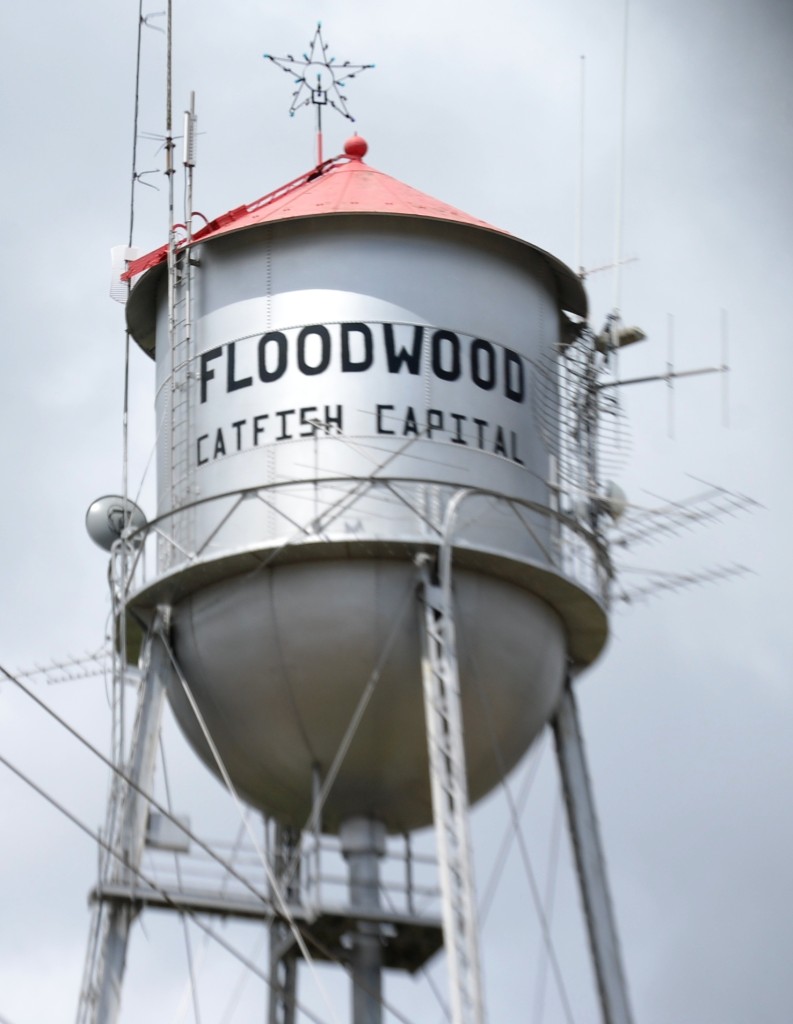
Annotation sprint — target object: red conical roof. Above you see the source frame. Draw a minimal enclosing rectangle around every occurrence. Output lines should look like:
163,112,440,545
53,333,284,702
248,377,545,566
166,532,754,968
124,136,586,319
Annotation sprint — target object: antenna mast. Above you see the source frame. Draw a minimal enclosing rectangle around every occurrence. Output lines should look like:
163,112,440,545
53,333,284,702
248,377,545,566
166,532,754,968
613,0,631,314
576,55,586,276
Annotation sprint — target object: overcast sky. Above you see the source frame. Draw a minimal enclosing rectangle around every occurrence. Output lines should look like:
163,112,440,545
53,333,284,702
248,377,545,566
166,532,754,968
0,0,791,1022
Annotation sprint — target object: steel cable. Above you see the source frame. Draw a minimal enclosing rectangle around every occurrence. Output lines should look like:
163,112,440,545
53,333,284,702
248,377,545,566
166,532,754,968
0,750,331,1024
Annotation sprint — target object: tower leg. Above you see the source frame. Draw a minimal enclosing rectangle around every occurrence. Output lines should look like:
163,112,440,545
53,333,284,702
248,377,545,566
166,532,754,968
82,613,171,1024
417,564,485,1024
552,678,635,1024
340,817,386,1024
268,824,300,1024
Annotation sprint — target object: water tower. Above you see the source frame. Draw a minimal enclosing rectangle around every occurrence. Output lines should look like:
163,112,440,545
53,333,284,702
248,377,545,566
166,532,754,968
80,71,634,1024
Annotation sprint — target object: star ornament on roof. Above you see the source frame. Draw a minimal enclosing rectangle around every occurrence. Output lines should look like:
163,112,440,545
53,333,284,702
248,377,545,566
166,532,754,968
264,23,374,164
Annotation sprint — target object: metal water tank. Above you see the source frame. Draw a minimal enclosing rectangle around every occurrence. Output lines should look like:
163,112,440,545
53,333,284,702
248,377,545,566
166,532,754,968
125,137,606,832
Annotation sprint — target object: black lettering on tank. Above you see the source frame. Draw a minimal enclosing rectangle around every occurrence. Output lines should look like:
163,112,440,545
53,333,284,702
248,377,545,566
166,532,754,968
427,408,444,438
510,431,524,465
298,325,331,376
275,409,295,440
383,324,423,374
376,404,396,435
449,413,468,445
341,323,374,372
431,330,461,381
258,332,287,383
471,338,496,391
197,434,209,465
227,341,253,393
253,414,268,445
403,406,419,436
324,405,343,432
504,348,525,403
200,347,222,403
299,407,319,436
231,419,246,450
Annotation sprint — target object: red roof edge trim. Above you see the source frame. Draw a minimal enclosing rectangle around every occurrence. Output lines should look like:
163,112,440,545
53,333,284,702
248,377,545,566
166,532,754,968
121,152,350,281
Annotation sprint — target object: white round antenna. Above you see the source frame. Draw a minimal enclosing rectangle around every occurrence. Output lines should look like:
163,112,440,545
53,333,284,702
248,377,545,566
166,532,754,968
602,480,628,521
85,495,147,551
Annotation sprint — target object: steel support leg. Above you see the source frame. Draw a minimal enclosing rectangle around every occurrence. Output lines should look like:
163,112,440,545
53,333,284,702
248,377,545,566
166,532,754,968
340,817,386,1024
268,824,300,1024
417,562,485,1024
91,612,171,1024
552,678,635,1024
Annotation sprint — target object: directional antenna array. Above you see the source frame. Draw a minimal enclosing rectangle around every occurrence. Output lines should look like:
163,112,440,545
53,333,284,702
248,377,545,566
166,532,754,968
265,23,374,165
532,330,632,491
531,310,757,608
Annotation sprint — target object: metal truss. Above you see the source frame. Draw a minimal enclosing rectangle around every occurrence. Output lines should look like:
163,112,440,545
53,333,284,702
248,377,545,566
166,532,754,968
417,559,485,1024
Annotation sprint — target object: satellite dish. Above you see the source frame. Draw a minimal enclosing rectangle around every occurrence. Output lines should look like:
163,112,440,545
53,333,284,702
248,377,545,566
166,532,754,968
85,495,147,551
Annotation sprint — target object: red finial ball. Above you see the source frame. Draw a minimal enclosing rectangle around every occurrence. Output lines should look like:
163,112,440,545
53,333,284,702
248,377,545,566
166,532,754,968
344,134,368,160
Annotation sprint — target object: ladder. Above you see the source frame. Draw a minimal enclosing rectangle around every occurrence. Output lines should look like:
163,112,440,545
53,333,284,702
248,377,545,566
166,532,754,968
417,561,485,1024
164,98,198,570
165,239,195,567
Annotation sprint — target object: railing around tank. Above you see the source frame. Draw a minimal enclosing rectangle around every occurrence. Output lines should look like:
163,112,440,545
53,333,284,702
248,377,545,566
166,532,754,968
118,476,612,612
133,818,443,926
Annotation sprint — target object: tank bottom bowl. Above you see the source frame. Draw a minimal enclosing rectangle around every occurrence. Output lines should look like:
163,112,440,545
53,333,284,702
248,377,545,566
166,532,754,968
166,558,566,834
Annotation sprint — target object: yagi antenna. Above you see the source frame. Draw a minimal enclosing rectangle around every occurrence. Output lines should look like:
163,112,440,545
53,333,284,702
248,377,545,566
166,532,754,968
599,312,730,425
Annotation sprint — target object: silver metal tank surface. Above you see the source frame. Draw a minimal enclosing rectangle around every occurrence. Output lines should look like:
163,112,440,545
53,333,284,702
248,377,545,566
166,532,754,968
155,219,562,565
127,156,606,833
168,561,565,833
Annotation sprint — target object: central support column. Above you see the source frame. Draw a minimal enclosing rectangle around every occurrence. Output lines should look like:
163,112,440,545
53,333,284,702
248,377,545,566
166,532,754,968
340,817,386,1024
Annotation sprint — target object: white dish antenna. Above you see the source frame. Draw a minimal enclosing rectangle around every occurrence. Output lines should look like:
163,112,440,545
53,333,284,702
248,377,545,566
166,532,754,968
85,495,147,551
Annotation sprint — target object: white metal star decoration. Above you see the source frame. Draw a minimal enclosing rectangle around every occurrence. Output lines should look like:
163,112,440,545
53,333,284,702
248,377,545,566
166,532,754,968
264,23,374,164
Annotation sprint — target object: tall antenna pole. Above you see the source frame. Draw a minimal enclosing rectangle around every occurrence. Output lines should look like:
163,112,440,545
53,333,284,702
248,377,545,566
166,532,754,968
123,0,145,517
613,0,631,315
165,12,174,359
182,91,196,366
183,92,196,239
118,0,148,794
166,0,174,226
576,55,586,277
